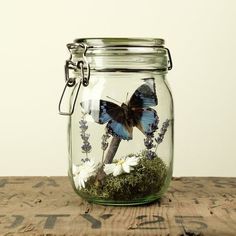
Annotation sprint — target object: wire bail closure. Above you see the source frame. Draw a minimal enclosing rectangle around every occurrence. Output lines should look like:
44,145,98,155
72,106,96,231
58,43,90,116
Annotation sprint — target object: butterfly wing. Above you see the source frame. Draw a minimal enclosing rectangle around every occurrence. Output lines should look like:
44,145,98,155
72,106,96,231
134,108,159,136
107,120,133,140
81,100,120,124
128,80,159,135
129,79,158,108
99,100,133,140
99,100,122,124
81,100,133,140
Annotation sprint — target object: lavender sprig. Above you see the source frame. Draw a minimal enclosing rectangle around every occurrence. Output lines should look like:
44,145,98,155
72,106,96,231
79,116,92,156
145,150,157,160
81,157,90,163
155,119,170,145
143,135,157,159
79,120,88,131
81,142,92,153
144,135,154,150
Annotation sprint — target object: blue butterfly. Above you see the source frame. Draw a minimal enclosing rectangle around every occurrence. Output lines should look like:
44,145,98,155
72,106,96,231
81,78,159,140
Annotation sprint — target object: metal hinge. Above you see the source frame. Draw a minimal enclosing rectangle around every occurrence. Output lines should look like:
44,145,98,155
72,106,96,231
58,43,90,116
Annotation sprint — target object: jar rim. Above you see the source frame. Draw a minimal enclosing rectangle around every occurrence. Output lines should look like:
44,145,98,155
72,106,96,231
73,38,165,48
68,38,172,72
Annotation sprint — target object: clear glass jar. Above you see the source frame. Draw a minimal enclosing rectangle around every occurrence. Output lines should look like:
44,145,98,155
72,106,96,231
59,38,174,205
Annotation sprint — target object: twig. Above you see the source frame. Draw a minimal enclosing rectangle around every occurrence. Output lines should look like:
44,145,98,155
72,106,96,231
104,136,121,164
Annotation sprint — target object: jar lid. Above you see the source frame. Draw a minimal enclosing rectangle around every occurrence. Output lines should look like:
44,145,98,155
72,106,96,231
67,38,172,72
73,38,165,48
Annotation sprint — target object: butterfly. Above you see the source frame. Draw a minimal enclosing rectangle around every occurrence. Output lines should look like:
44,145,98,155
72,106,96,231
81,78,159,140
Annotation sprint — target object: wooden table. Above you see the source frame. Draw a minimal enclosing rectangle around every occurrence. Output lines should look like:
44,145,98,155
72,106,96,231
0,177,235,236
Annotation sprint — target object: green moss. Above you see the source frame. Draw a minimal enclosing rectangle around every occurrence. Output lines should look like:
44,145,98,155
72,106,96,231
79,153,167,201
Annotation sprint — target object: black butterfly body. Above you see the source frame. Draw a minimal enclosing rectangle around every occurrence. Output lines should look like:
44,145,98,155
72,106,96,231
81,79,159,140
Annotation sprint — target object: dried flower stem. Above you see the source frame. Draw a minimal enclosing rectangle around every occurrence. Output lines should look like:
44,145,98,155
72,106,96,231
144,135,154,150
79,115,92,156
155,119,170,152
143,135,157,160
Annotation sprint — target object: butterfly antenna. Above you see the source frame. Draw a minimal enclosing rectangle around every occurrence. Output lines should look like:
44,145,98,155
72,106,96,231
106,96,122,104
126,92,129,103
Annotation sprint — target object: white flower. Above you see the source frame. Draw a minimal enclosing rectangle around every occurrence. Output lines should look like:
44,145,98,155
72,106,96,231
72,159,98,189
104,156,140,177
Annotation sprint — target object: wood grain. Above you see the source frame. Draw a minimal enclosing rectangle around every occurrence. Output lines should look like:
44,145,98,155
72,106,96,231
0,177,235,235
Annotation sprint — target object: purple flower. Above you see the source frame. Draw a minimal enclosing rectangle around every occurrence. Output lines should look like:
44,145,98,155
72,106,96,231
144,135,154,149
79,116,92,154
155,119,170,144
146,150,157,160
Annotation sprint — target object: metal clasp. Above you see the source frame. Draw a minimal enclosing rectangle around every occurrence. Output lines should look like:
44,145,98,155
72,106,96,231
165,47,173,70
58,43,91,116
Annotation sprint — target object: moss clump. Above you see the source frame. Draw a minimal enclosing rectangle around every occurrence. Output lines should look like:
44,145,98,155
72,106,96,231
79,154,167,201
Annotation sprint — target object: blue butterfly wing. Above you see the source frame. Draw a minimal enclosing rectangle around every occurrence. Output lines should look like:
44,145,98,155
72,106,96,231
107,120,133,140
129,79,158,108
99,100,117,124
135,108,159,136
81,100,121,124
81,100,133,140
102,101,133,140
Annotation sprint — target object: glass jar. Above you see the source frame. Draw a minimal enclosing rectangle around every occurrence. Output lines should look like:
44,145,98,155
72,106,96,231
59,38,174,205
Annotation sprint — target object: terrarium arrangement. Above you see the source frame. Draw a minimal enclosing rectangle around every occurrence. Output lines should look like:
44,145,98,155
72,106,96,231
71,78,171,203
59,38,174,205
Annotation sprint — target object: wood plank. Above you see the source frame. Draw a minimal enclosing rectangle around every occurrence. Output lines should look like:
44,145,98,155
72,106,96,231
0,177,235,235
